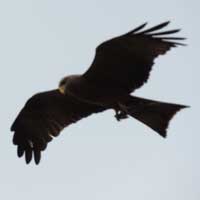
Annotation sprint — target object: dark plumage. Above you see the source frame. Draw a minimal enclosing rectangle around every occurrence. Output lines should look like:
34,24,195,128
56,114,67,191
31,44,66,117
11,90,105,164
11,22,188,164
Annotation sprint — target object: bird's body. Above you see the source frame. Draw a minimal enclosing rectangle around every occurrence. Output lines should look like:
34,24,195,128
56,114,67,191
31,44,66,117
11,21,188,164
60,75,126,106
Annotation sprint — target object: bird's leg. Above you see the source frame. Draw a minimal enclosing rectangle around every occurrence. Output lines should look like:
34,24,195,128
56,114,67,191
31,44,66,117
114,109,129,121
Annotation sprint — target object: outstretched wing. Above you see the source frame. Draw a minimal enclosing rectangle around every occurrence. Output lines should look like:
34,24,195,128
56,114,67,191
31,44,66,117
11,90,105,164
83,21,186,94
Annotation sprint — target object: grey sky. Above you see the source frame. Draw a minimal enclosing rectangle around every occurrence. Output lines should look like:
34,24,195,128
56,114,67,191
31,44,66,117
0,0,199,200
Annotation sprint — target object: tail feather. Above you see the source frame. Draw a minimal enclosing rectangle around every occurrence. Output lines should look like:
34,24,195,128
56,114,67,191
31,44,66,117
119,96,188,137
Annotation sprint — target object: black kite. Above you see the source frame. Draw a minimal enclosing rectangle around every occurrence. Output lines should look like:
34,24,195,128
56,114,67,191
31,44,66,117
11,22,187,164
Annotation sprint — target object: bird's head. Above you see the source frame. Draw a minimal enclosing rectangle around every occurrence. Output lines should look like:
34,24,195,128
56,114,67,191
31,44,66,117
58,75,80,94
58,77,68,94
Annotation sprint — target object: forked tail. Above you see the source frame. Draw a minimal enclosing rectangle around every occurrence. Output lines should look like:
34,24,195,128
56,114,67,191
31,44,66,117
119,95,188,137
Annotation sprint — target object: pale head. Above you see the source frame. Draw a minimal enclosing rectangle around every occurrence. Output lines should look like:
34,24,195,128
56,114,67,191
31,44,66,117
59,77,68,94
58,74,80,94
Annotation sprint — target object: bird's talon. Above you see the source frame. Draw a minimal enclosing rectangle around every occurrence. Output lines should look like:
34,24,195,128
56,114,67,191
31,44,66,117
115,110,129,121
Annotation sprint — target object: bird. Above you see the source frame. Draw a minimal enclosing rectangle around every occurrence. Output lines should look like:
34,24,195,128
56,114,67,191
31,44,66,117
11,21,188,165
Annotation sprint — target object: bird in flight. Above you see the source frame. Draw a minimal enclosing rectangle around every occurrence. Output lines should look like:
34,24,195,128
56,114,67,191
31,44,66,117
11,21,188,165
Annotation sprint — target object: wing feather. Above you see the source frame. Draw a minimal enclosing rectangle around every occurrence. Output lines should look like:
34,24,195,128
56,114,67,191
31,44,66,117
83,22,186,94
137,21,170,34
126,22,148,34
11,90,105,164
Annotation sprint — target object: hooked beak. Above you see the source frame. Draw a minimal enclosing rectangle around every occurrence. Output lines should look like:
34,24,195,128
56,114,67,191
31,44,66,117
59,85,65,94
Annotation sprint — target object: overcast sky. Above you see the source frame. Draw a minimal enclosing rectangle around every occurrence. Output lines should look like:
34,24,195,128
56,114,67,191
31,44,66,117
0,0,199,200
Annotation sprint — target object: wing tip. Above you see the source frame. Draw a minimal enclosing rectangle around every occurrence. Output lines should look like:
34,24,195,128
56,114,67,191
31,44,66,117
34,150,41,165
126,21,172,36
137,21,171,35
126,21,186,40
125,22,148,35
